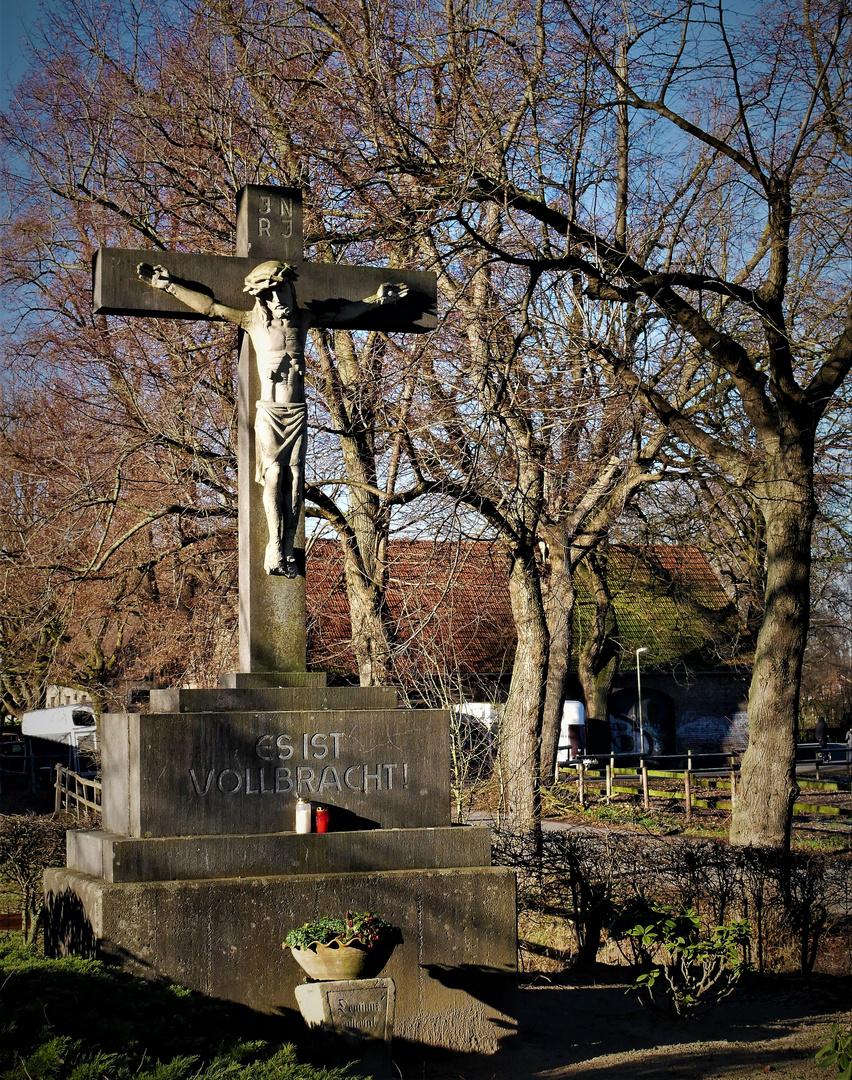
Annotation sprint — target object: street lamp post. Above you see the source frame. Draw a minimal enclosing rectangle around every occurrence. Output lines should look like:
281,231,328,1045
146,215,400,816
636,647,649,758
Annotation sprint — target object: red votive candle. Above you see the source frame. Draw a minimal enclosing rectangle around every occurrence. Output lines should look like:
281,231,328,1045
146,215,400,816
315,806,329,833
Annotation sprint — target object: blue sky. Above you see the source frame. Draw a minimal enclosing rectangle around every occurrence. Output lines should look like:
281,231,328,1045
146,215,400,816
0,0,39,109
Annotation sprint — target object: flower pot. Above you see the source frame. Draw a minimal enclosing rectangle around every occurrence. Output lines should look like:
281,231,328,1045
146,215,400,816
288,937,396,981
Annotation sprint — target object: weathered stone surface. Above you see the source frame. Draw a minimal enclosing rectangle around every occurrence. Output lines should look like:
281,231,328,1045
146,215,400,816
92,250,438,332
237,325,307,671
70,184,515,1061
66,825,492,883
295,977,395,1043
45,866,517,1053
100,708,451,837
149,686,398,714
218,671,328,690
236,185,303,264
235,188,305,672
93,186,437,674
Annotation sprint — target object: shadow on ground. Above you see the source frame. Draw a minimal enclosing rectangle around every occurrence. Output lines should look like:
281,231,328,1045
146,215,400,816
1,940,849,1078
401,966,852,1079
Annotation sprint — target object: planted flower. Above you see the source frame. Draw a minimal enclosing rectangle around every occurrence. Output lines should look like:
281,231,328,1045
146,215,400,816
283,910,401,981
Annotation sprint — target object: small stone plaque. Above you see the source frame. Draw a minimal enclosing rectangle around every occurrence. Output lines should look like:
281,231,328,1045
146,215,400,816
293,980,393,1062
329,983,392,1043
295,978,395,1077
295,976,395,1045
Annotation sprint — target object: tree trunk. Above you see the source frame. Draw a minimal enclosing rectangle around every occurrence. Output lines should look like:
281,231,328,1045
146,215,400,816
576,552,620,734
497,545,549,846
540,527,575,784
340,538,394,686
730,443,816,849
577,647,619,732
337,428,395,687
312,330,397,688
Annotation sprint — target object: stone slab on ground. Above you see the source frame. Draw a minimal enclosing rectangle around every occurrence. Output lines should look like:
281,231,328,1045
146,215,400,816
44,864,517,1053
296,978,395,1079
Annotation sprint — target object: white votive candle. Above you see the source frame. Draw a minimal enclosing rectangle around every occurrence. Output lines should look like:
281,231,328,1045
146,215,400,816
295,798,311,834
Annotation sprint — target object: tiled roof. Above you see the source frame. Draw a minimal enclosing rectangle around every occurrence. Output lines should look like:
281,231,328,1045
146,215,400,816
306,540,744,676
307,539,515,675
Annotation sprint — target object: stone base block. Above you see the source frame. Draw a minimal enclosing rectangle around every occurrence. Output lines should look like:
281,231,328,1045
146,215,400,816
66,825,491,882
219,672,328,689
44,865,517,1053
101,708,450,837
149,685,398,714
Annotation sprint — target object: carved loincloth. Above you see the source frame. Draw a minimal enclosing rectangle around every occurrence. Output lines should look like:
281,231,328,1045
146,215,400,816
255,401,307,485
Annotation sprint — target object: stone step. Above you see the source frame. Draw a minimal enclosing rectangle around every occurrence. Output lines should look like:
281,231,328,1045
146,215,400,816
66,824,492,883
44,864,516,1053
149,685,397,714
219,671,328,689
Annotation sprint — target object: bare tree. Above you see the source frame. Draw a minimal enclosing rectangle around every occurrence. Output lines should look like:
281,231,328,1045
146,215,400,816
0,0,436,696
285,0,852,847
238,0,678,830
8,0,848,855
481,3,851,848
0,0,677,834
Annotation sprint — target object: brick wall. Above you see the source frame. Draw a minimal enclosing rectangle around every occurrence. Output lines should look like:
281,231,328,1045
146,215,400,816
608,671,750,753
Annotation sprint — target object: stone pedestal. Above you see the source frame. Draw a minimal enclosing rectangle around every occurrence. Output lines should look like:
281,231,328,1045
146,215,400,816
295,978,395,1078
45,673,517,1053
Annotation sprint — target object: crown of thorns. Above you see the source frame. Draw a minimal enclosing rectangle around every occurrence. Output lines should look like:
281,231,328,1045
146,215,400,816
243,261,298,295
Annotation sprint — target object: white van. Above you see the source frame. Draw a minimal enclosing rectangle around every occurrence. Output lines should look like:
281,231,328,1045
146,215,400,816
22,704,98,749
22,705,98,781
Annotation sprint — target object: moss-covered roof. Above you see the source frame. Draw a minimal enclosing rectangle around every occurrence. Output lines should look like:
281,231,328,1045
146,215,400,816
306,540,746,676
573,546,746,670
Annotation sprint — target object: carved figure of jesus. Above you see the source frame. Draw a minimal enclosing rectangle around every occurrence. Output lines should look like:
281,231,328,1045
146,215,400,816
137,260,408,577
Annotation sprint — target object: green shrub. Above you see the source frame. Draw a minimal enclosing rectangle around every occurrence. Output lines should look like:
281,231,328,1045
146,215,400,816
0,944,362,1079
0,813,70,943
817,1025,852,1079
497,826,850,977
613,900,750,1018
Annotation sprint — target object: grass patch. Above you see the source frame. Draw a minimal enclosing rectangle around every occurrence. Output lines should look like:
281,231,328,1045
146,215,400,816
541,785,851,851
0,943,362,1079
542,788,730,839
790,830,851,853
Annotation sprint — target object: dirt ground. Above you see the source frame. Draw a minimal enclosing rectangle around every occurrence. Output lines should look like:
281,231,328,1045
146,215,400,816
413,970,852,1079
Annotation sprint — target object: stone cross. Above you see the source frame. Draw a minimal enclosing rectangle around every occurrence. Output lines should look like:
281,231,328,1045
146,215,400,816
93,185,436,673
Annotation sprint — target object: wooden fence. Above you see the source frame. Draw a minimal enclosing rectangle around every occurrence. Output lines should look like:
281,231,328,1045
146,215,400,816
54,765,102,816
559,753,851,822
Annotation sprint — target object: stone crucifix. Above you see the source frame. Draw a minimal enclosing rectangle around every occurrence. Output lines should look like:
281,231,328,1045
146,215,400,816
93,186,437,673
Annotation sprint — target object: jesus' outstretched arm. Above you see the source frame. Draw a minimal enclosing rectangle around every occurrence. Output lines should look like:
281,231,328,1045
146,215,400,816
319,282,410,326
137,263,249,328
